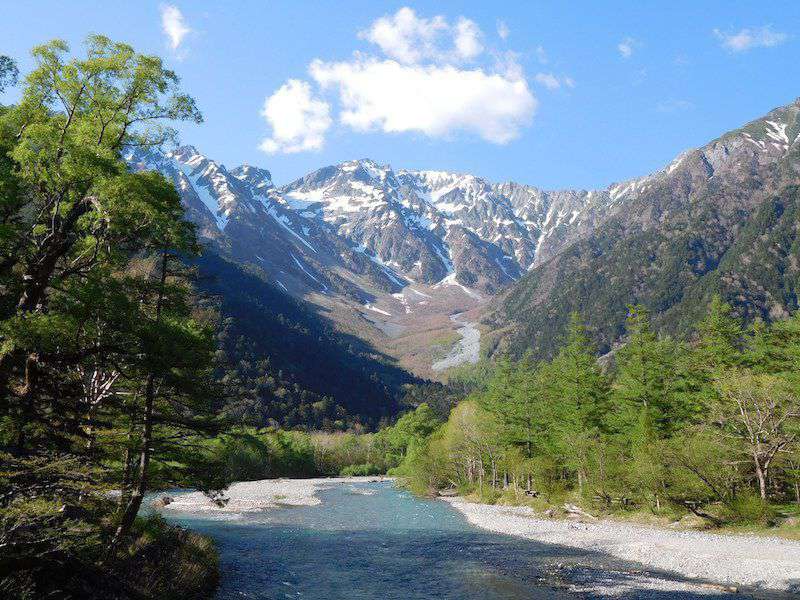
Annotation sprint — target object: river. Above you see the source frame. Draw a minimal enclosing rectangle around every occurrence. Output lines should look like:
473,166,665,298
155,480,753,599
432,313,480,372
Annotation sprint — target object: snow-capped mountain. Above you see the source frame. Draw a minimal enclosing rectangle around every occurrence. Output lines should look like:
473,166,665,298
128,97,800,313
126,147,629,301
275,158,631,295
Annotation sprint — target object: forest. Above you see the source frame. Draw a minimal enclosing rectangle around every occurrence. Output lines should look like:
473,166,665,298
397,300,800,529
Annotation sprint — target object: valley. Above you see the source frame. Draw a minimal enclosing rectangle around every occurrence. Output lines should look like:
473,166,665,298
127,95,800,387
125,142,629,380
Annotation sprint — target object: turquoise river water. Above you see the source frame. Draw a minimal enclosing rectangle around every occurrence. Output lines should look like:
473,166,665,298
156,480,756,600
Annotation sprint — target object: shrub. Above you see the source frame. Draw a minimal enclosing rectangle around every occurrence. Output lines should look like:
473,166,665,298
339,463,384,476
720,494,777,526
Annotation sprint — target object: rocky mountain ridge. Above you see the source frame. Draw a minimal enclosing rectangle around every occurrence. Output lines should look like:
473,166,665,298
127,144,642,301
128,96,800,372
489,97,800,358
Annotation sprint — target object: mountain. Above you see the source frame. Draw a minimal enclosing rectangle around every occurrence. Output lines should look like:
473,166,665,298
486,98,800,358
125,144,628,382
193,252,418,430
125,148,427,429
127,147,625,299
127,96,800,407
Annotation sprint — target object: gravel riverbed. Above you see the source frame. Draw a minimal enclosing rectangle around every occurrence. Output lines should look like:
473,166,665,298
444,498,800,593
159,476,391,512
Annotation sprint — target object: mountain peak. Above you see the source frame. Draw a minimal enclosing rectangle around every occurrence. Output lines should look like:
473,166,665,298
170,144,202,160
232,164,274,192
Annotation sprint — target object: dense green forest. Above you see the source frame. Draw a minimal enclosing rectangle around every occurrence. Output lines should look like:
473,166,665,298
0,37,231,598
195,252,419,431
491,175,800,363
398,300,800,528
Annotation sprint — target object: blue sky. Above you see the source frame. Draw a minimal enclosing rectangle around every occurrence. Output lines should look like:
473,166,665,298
2,1,799,189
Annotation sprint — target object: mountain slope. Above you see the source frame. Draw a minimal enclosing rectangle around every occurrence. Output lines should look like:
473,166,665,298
487,99,800,358
127,96,800,400
194,253,418,429
129,147,625,300
125,148,425,428
126,144,627,381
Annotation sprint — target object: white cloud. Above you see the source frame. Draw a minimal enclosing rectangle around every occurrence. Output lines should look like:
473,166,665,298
259,80,332,153
454,17,483,60
618,37,636,59
359,7,482,64
534,73,574,91
160,4,191,51
535,45,548,64
496,20,510,41
534,72,560,90
713,25,787,52
260,7,539,152
310,57,536,144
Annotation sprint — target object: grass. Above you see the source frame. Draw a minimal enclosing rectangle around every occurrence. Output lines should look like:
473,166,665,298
429,331,462,360
119,514,220,599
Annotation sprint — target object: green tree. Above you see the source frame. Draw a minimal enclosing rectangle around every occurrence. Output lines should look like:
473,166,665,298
0,55,17,94
2,36,200,312
110,249,222,548
543,314,609,492
695,295,745,371
543,313,609,431
0,37,220,596
1,36,202,448
610,305,683,437
713,371,800,500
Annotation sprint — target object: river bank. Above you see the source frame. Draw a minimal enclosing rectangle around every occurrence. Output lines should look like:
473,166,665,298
155,478,763,599
159,476,392,512
443,497,800,593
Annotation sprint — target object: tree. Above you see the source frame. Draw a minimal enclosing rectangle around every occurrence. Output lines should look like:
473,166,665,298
713,372,800,500
527,314,609,494
111,249,223,548
2,36,200,313
610,305,684,437
746,313,800,382
476,358,528,448
695,296,745,371
0,36,202,449
0,55,18,94
0,37,220,595
379,402,440,462
544,313,608,432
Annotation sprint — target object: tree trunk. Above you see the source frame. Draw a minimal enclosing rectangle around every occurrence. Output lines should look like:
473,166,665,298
110,372,155,550
12,353,39,452
108,252,168,552
119,442,133,510
754,459,767,501
16,197,92,313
